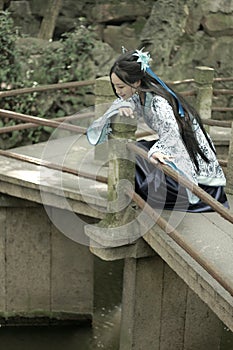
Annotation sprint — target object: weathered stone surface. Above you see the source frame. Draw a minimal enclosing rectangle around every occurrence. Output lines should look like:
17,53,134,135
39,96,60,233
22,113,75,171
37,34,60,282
0,135,108,218
5,206,51,313
103,25,139,53
202,13,233,36
0,208,6,312
194,66,214,120
143,208,233,332
140,0,233,80
91,40,117,78
0,195,94,324
119,256,223,350
50,214,93,315
4,0,233,86
226,130,233,195
183,288,222,350
88,2,152,23
90,238,155,261
200,0,233,14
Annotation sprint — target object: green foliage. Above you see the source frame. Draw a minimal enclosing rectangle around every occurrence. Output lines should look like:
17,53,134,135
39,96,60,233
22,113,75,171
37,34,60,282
0,11,20,84
31,25,95,85
0,12,96,149
60,25,95,81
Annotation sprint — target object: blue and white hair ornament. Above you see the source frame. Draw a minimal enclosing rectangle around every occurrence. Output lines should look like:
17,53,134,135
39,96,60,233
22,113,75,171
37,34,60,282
133,48,152,71
133,48,185,117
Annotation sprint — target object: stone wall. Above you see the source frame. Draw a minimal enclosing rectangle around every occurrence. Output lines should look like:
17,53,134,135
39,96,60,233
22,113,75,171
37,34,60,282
0,194,94,325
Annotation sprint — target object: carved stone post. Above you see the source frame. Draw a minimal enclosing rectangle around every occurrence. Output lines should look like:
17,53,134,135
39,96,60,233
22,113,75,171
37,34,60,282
225,122,233,195
94,76,115,162
85,93,139,247
194,66,215,139
194,66,214,121
107,114,137,213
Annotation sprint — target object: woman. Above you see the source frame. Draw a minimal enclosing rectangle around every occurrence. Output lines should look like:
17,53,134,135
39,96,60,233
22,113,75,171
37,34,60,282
87,48,229,212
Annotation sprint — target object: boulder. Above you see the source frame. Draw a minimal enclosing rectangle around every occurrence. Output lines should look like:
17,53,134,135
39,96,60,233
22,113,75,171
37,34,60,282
3,0,233,87
88,2,152,23
201,13,233,36
103,25,140,53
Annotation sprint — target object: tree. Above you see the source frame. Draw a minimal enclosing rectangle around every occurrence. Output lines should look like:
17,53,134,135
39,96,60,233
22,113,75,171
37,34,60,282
0,0,4,10
38,0,62,40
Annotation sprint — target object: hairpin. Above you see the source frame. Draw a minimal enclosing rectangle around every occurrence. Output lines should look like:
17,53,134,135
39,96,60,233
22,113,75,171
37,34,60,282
133,48,152,71
121,46,128,53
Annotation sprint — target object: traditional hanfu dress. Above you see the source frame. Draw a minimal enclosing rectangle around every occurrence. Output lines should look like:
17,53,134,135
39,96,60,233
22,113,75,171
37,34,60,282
87,92,229,212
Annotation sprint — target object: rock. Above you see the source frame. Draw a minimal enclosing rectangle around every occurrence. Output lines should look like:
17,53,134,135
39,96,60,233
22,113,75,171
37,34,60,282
91,41,117,77
3,0,233,90
200,0,233,14
140,0,233,80
201,13,233,36
103,25,140,53
8,0,40,36
88,2,152,23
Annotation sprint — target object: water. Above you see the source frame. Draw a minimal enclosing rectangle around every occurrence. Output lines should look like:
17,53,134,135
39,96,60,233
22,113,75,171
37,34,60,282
0,257,233,350
221,327,233,350
0,257,123,350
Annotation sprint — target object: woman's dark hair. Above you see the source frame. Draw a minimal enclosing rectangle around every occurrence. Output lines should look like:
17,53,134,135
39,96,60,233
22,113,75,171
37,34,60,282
110,50,215,171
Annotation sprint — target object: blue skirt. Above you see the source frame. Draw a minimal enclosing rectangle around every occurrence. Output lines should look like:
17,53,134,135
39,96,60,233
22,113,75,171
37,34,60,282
135,140,229,212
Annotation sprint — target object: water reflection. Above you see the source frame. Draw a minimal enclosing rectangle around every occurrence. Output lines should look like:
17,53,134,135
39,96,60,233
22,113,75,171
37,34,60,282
92,306,121,349
0,326,92,350
92,256,123,349
221,326,233,350
0,257,123,350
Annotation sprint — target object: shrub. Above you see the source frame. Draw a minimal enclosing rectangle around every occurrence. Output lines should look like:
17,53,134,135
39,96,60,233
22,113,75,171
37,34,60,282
0,13,96,149
0,10,20,84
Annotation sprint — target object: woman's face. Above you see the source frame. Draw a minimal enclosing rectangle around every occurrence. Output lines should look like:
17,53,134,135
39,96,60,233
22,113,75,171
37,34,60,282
111,73,140,100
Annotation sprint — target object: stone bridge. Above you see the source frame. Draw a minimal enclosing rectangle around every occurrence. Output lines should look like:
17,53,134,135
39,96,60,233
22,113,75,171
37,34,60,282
0,69,232,349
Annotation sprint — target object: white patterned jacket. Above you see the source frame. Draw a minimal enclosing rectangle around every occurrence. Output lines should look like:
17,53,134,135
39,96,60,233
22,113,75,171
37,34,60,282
87,92,226,203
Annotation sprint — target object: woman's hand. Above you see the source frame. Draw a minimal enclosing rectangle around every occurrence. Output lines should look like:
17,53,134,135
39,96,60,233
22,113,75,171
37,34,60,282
119,107,134,118
150,152,174,164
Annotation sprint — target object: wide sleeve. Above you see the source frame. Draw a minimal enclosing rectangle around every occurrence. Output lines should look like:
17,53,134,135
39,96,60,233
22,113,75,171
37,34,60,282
87,98,135,145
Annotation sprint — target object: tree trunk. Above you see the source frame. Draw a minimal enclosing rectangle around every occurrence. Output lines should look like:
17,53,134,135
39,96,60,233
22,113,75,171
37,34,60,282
38,0,62,40
0,0,4,10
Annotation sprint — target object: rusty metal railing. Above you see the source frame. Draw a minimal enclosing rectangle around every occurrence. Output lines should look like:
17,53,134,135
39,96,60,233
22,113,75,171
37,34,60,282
0,110,94,134
0,109,87,134
0,148,107,184
0,79,95,98
125,186,233,297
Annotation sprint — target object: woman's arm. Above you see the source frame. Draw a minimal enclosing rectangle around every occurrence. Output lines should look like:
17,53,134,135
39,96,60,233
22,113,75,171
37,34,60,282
87,99,135,145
